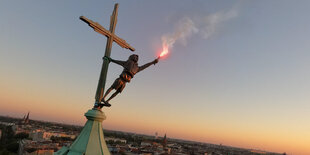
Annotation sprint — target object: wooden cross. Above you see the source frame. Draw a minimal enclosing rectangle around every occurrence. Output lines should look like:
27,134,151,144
80,3,135,104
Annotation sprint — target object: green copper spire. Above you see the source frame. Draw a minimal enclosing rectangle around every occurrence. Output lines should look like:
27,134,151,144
55,109,110,155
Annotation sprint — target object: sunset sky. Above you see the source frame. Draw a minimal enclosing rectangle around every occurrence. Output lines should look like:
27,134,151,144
1,0,310,154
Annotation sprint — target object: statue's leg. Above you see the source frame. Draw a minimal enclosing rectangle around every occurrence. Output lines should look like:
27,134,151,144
102,78,120,102
106,90,120,102
102,87,113,101
103,78,126,106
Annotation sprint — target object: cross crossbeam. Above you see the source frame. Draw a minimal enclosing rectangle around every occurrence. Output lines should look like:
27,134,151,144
80,16,135,51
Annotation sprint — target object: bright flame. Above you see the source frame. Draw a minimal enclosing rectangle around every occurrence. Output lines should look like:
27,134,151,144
159,44,169,58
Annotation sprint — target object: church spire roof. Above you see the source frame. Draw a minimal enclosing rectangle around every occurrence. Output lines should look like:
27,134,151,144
55,109,110,155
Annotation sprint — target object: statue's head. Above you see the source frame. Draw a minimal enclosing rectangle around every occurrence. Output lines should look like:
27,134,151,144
129,54,139,62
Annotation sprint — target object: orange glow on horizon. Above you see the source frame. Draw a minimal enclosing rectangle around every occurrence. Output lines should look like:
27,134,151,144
2,93,310,154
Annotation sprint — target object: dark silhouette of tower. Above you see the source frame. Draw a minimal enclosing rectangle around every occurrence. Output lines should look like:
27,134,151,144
162,133,167,148
23,112,30,124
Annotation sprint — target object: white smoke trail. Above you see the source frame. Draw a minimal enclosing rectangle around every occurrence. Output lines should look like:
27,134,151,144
161,8,238,50
200,9,238,39
161,17,198,49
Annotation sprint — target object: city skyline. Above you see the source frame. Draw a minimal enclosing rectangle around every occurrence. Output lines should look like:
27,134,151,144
1,1,310,154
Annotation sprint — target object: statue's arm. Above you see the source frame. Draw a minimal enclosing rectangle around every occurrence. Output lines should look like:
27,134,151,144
111,58,126,67
104,56,126,67
138,58,159,72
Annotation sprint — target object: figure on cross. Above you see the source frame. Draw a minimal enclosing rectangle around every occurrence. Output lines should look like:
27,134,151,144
80,3,160,110
99,55,159,107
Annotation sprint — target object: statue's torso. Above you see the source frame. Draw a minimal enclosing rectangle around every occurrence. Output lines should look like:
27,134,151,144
120,61,139,82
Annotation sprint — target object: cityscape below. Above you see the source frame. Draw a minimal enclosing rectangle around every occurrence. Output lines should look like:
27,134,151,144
0,113,286,155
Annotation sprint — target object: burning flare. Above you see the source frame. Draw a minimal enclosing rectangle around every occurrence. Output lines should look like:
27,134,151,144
159,44,169,58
